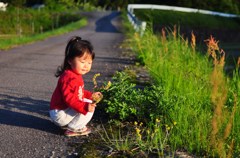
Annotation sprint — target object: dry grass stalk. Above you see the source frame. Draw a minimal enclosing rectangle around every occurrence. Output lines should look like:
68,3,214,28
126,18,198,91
219,49,225,67
237,57,240,69
205,36,223,66
185,38,189,47
210,65,227,141
208,36,235,157
172,25,177,40
205,35,220,56
161,28,166,44
161,28,168,54
191,31,196,52
205,36,226,67
210,57,228,157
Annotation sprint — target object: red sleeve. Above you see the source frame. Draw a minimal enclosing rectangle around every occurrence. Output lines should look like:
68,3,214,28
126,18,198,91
84,90,92,99
60,76,88,115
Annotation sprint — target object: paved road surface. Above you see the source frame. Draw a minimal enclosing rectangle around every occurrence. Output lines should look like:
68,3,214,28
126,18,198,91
0,11,133,158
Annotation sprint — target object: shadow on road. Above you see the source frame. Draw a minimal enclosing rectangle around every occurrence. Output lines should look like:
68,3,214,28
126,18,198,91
0,94,49,116
95,12,121,33
0,94,60,134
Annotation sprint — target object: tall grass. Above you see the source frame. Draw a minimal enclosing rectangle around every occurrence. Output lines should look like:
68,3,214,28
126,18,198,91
97,16,240,156
131,27,211,153
127,26,240,156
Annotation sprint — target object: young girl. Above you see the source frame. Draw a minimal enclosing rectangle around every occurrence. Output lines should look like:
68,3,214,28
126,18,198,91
49,36,102,137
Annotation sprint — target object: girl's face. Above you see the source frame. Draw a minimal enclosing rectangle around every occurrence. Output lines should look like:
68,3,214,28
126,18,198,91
68,53,93,75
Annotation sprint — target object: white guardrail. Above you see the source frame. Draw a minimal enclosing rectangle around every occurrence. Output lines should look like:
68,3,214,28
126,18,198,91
127,4,240,36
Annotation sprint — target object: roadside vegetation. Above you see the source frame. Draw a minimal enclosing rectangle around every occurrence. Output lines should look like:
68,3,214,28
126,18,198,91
0,19,87,50
0,3,99,50
133,9,240,71
88,12,240,157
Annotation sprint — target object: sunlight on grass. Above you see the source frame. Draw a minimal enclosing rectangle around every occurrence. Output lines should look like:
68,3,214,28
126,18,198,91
129,27,240,156
99,13,240,156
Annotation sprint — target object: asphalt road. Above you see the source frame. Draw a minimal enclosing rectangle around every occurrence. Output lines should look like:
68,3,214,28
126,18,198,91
0,11,133,158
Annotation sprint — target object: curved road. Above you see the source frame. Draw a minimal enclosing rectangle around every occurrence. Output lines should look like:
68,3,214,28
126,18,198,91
0,11,133,157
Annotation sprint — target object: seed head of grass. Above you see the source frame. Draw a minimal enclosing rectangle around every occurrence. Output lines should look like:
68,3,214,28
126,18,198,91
172,25,177,40
191,31,196,52
205,36,220,65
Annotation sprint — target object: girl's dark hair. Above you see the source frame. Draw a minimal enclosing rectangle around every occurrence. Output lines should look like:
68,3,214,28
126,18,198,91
55,36,95,77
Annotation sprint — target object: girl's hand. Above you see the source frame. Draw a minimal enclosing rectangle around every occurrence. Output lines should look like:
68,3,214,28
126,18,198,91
88,103,96,112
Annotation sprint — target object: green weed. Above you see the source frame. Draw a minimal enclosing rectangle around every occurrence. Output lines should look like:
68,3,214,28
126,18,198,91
99,19,240,156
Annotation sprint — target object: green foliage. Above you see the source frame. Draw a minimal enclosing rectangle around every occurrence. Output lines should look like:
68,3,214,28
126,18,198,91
100,16,240,155
134,119,177,156
0,18,87,50
0,7,82,35
100,71,146,121
98,123,136,155
96,120,177,157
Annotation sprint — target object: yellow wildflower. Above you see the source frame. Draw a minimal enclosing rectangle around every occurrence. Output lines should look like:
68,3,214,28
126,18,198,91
135,127,141,134
166,126,171,131
134,121,138,126
135,127,142,140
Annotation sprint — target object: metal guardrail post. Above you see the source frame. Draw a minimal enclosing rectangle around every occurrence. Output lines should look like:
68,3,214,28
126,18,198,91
127,9,147,36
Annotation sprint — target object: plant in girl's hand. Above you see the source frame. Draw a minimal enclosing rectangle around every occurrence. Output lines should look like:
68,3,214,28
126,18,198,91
92,92,103,104
92,73,111,104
